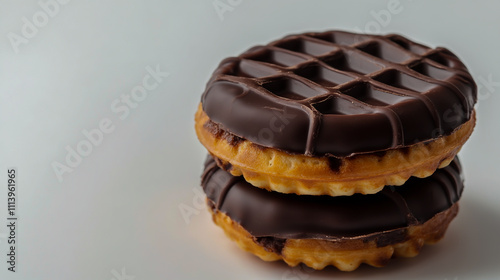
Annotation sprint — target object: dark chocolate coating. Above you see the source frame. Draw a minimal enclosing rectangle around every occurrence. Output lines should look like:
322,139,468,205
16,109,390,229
201,31,476,156
202,155,464,240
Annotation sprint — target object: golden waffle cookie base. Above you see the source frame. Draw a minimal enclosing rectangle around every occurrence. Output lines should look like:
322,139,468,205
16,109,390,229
196,104,475,196
210,203,459,271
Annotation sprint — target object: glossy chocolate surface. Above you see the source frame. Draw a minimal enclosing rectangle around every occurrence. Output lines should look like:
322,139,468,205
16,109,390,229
201,31,476,156
202,155,464,239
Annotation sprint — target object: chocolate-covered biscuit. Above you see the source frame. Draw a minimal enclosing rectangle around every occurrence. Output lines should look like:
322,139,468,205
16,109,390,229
202,155,462,240
202,155,463,270
195,31,476,196
201,31,476,156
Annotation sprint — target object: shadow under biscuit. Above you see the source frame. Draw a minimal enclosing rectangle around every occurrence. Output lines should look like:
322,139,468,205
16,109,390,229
410,194,500,279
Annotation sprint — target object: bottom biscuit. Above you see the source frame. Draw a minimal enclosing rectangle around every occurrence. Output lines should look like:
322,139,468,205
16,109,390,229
202,155,464,271
209,203,459,271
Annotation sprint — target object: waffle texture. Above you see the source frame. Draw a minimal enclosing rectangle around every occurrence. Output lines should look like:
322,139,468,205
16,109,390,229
196,105,474,195
210,204,459,271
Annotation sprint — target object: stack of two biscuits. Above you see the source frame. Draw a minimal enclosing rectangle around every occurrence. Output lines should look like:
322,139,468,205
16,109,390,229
195,31,477,271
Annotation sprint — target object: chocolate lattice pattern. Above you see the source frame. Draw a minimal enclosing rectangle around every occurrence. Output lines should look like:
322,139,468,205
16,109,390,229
201,31,477,156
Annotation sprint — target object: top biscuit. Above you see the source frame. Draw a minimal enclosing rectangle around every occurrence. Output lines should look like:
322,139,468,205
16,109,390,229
201,30,476,157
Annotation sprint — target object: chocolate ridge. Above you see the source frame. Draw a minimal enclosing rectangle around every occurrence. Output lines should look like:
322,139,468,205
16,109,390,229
201,30,476,157
201,155,464,240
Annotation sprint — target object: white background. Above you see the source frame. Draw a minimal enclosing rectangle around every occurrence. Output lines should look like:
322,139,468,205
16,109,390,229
1,0,500,279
